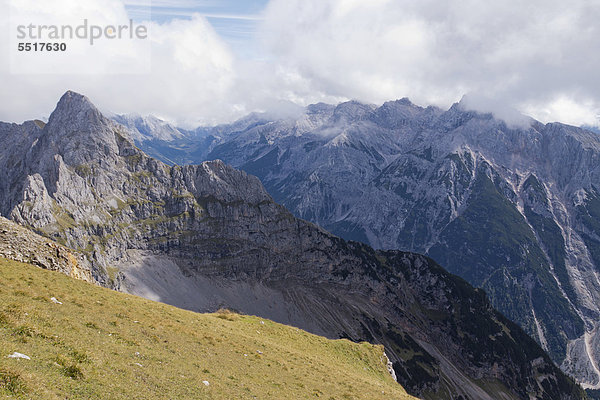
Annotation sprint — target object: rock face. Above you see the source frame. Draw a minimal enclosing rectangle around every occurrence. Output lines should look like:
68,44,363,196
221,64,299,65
0,91,587,399
0,216,95,282
135,99,600,389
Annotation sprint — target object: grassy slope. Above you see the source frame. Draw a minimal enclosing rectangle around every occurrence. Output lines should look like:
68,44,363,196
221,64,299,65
0,258,414,400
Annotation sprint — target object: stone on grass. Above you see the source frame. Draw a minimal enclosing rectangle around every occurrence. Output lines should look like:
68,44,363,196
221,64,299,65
7,352,31,360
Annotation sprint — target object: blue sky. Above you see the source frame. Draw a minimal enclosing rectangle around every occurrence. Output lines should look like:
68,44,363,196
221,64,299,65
124,0,268,58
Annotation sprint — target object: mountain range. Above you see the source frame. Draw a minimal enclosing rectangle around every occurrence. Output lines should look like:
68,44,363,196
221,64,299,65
113,98,600,392
0,90,588,399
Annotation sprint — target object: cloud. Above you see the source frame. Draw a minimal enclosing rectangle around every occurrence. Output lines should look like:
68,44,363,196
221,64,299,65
0,0,599,128
523,97,600,127
459,93,532,128
261,0,600,126
0,0,241,127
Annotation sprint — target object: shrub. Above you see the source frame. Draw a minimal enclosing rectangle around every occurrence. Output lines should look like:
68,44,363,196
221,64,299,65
215,308,239,321
61,365,84,380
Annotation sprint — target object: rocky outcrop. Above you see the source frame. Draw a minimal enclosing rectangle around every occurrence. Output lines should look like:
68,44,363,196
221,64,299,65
0,91,586,399
0,216,94,282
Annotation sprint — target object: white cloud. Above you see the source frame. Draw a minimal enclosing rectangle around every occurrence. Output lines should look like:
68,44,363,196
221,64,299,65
523,96,600,127
0,0,599,128
459,93,532,129
123,0,213,8
0,0,240,126
261,0,600,126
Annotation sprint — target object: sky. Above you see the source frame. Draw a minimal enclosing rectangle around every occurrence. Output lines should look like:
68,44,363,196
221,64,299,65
0,0,599,128
123,0,267,59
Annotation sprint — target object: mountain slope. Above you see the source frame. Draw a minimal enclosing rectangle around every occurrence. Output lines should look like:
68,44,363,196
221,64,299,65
0,91,585,399
0,257,413,399
142,99,600,388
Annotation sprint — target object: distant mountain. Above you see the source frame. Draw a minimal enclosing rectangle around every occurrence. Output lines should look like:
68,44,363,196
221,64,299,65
112,113,184,142
110,113,190,165
111,112,275,167
124,98,600,390
0,90,585,399
583,125,600,135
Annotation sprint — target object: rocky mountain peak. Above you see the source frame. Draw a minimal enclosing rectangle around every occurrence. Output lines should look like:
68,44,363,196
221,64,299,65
371,98,430,129
306,102,335,115
395,97,414,106
39,91,129,166
48,91,104,129
189,159,273,204
332,100,375,123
